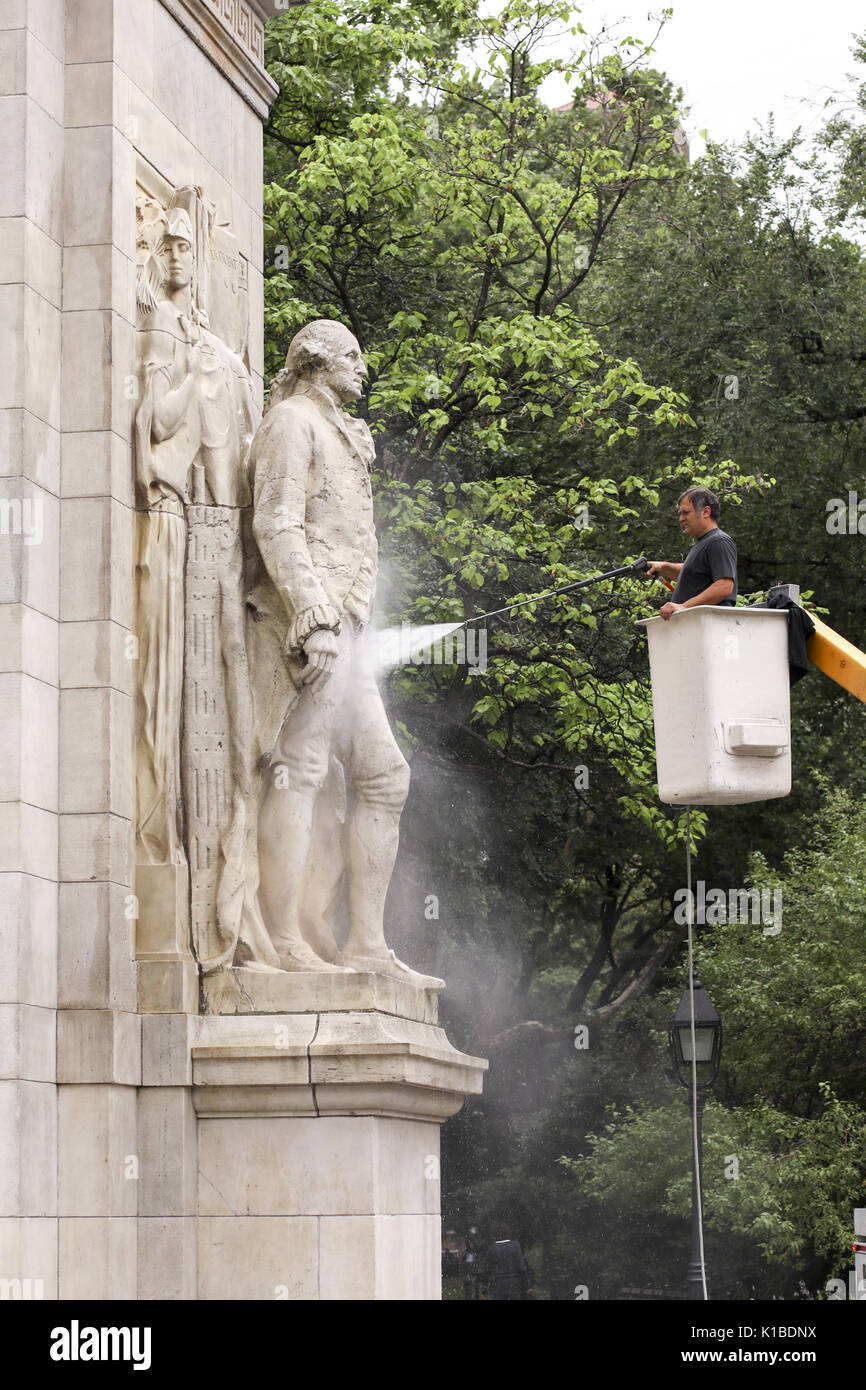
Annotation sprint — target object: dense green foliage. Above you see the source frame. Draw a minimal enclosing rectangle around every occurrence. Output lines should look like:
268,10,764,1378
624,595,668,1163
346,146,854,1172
568,789,866,1296
263,2,866,1298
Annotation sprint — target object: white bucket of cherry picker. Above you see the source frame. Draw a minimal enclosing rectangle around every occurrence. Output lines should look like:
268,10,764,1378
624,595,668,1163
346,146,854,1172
637,607,791,805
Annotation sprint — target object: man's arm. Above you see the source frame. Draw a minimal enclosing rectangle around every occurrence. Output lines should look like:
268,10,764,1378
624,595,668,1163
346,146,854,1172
647,560,683,581
660,577,734,620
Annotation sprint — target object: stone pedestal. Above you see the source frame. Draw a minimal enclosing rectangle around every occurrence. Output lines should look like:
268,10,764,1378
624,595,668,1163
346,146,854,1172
140,979,486,1300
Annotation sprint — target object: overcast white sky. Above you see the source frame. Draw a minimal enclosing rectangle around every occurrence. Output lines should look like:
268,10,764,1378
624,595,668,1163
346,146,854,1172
535,1,866,156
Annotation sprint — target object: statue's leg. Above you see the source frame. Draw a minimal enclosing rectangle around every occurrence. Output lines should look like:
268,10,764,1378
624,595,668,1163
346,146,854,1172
337,643,443,990
257,653,353,973
298,756,346,962
342,733,409,960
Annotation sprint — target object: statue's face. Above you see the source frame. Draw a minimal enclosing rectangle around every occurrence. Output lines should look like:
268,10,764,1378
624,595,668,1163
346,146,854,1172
165,235,193,290
324,335,366,403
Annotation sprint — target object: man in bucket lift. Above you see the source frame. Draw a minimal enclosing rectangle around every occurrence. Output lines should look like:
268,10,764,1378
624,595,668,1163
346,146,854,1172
647,487,737,620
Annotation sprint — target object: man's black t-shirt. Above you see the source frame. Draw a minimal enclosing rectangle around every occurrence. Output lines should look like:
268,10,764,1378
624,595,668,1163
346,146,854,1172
671,528,737,606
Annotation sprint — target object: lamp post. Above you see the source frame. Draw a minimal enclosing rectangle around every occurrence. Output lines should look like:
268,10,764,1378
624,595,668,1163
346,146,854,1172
668,965,722,1301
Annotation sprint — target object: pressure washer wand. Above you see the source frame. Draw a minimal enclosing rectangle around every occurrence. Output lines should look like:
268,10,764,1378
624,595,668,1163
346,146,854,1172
459,556,651,627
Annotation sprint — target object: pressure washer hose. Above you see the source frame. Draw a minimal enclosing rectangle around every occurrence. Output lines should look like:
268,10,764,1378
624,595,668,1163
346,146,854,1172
458,554,667,628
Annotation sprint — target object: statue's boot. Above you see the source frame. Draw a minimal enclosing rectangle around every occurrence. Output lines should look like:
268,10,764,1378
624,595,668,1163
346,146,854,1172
259,781,353,972
277,938,354,974
337,945,444,992
234,892,287,974
298,925,342,965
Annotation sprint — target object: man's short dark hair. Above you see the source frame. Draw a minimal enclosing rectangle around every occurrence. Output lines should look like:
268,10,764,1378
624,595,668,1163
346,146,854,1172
679,486,721,520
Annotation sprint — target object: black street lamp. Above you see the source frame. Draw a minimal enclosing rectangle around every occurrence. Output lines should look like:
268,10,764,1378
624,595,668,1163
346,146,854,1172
668,965,722,1301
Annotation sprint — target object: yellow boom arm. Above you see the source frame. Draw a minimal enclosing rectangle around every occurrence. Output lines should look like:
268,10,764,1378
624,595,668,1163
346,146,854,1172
808,615,866,704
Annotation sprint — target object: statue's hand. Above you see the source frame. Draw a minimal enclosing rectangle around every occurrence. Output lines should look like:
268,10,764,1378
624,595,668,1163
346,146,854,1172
300,628,339,690
186,338,204,374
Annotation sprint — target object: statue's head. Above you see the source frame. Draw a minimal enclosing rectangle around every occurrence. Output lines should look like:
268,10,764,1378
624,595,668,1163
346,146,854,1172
163,207,194,292
284,319,366,404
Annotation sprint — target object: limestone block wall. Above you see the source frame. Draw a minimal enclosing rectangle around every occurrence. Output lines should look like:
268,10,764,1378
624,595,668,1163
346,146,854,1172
0,0,66,1302
196,1113,442,1300
0,0,276,1301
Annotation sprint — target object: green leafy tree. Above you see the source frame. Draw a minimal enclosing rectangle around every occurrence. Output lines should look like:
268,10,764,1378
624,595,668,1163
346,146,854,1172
565,787,866,1297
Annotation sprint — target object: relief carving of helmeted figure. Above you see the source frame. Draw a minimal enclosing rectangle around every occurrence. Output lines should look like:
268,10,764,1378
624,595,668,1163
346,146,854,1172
134,201,196,871
133,189,279,973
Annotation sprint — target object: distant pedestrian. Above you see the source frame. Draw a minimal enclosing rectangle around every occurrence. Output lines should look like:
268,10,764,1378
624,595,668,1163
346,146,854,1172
463,1226,481,1300
482,1222,532,1301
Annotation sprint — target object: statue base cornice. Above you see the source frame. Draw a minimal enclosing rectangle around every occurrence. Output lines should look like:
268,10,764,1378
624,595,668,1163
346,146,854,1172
190,1004,487,1122
201,963,442,1023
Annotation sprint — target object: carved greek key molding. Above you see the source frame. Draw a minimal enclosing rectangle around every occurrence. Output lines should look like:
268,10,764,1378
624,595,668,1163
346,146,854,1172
159,0,278,121
203,0,264,65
